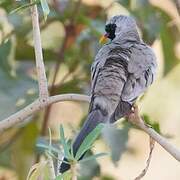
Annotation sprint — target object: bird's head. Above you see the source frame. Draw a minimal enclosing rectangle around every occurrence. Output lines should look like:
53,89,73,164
99,15,140,44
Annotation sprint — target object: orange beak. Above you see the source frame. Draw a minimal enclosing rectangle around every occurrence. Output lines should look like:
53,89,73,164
99,33,109,44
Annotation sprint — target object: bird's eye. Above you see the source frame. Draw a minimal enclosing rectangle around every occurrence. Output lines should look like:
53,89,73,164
105,23,117,40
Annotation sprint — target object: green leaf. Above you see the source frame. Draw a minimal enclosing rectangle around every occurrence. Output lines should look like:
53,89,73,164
59,125,73,160
102,123,130,164
143,114,161,133
70,140,74,159
75,123,104,160
40,0,50,21
79,152,108,163
10,1,38,14
36,143,61,154
46,151,70,165
48,127,52,152
78,151,100,180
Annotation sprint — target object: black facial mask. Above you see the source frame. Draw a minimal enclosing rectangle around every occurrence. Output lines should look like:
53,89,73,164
105,23,117,40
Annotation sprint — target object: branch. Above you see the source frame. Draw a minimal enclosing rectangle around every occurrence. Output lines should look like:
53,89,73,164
0,94,90,133
30,2,49,99
0,93,180,163
128,105,180,162
134,137,155,180
40,35,68,136
41,0,82,136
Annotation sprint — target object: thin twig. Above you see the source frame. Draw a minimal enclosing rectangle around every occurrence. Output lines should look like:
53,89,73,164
41,0,82,136
128,105,180,162
41,35,68,136
134,137,155,180
0,94,90,133
30,2,49,100
1,94,180,164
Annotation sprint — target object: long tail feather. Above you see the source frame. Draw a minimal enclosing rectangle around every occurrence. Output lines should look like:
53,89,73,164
59,108,107,173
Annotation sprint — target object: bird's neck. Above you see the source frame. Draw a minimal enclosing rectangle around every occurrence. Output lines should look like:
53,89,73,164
112,30,141,48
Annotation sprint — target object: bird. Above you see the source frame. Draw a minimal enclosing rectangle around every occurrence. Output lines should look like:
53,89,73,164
59,15,157,173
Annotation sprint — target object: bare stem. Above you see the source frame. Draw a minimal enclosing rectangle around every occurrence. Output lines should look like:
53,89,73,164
41,0,82,136
30,2,49,100
71,163,77,180
134,137,155,180
40,35,68,136
128,105,180,161
0,94,180,165
0,94,90,133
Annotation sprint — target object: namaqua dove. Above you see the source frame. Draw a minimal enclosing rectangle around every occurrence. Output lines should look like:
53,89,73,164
59,15,157,173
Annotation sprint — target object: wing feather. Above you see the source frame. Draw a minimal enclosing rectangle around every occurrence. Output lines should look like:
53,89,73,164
121,44,157,103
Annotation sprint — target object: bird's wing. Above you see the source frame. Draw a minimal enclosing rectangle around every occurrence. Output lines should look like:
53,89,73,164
89,46,130,114
121,44,157,103
91,46,131,93
110,44,157,123
89,46,111,111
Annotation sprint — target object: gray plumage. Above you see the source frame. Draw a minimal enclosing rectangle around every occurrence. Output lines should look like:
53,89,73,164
59,15,157,173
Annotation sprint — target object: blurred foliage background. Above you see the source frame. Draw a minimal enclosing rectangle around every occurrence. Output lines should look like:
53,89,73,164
0,0,180,179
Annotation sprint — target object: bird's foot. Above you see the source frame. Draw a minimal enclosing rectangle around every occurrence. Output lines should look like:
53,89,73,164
126,105,144,127
126,104,138,119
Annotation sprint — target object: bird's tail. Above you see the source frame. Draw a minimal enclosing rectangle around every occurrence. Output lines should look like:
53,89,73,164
59,108,108,173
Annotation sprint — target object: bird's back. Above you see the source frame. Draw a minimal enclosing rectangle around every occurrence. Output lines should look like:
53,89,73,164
90,44,132,118
90,41,156,122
